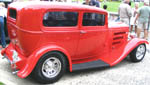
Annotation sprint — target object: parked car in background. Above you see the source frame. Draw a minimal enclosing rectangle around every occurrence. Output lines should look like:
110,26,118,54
1,1,148,84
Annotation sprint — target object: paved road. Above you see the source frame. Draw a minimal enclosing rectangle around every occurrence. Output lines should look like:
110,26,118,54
0,44,150,85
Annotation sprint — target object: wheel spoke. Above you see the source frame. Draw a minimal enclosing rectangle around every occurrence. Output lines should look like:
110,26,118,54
46,61,52,67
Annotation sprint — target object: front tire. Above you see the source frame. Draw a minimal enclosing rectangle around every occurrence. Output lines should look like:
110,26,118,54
130,44,146,62
31,52,67,84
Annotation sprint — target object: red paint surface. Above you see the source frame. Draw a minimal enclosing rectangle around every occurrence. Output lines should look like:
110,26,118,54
2,2,148,78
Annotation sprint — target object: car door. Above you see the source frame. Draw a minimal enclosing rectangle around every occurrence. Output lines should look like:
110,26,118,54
75,12,108,59
42,11,80,59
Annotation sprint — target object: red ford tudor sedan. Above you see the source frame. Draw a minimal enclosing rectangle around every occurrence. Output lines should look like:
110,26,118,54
1,1,148,84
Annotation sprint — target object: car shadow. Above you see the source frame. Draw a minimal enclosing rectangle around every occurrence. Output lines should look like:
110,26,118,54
63,57,132,79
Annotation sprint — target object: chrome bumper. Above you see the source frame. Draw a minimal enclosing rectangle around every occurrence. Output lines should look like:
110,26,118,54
2,54,19,74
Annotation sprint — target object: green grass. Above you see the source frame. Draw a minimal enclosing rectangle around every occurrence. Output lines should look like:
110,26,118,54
101,1,121,12
71,0,144,12
101,1,144,12
0,82,4,85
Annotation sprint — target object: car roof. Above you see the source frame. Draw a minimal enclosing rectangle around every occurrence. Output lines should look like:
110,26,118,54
9,1,107,13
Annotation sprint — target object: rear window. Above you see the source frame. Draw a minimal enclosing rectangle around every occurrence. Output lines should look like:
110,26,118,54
43,11,78,27
9,9,17,19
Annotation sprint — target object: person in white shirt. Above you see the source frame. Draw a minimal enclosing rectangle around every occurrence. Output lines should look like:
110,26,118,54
0,2,7,48
130,2,139,33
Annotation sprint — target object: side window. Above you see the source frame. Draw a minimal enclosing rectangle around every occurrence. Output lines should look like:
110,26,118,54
43,11,78,27
9,9,17,19
82,13,105,26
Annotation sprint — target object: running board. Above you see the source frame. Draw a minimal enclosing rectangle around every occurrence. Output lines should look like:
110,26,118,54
72,60,110,71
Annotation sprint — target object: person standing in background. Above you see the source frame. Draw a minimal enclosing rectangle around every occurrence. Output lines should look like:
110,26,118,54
130,2,139,34
103,4,107,10
90,0,100,7
95,0,100,7
118,0,132,25
134,0,150,40
0,2,7,48
83,0,100,8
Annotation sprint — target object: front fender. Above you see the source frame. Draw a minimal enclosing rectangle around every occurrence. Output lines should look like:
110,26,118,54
110,38,148,66
17,44,72,78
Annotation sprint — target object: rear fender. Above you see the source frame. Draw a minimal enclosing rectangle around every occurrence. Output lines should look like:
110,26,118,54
17,44,72,78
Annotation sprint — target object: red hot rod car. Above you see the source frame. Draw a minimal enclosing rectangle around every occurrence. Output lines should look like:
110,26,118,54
1,1,148,84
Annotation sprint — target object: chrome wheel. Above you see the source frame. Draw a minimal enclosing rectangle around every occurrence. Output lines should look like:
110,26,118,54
130,44,146,62
136,44,146,60
32,52,66,84
42,57,61,78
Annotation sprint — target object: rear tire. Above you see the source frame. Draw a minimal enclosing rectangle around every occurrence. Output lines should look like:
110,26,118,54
130,44,146,62
31,52,67,84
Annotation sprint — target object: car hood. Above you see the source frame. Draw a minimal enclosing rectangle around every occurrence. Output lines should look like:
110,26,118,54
108,21,129,28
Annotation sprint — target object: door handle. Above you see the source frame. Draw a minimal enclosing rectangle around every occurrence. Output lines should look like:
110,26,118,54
80,30,87,34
